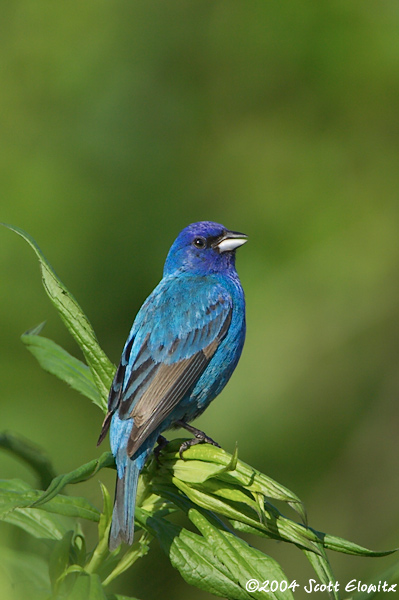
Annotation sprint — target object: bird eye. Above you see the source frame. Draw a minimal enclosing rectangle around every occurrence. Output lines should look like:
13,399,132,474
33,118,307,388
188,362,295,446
193,237,206,249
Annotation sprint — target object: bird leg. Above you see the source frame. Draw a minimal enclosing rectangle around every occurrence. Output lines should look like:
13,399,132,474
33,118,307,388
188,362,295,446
154,435,169,462
176,420,221,460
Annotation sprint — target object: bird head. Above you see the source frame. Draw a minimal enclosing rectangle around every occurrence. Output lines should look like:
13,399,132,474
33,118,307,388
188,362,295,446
163,221,248,277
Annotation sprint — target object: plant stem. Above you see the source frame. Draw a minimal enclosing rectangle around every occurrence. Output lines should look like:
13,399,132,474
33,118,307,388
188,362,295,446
102,531,152,587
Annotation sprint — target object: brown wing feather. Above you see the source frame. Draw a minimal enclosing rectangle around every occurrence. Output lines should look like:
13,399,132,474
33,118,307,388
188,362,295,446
126,351,207,456
126,310,231,457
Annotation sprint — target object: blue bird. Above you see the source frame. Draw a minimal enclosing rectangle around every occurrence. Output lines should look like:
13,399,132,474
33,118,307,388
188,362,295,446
97,221,247,550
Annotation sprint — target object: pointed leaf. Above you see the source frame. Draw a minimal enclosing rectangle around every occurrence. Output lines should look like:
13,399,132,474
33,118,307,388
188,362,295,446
159,440,306,523
32,452,115,507
85,483,115,577
302,547,339,600
102,531,152,587
0,479,100,522
67,573,108,600
163,477,321,554
36,493,101,521
2,505,67,540
72,530,87,567
189,508,294,600
22,330,103,408
49,529,74,588
1,222,115,411
321,532,396,557
164,457,228,483
150,486,299,599
98,482,113,543
136,506,293,600
135,507,252,599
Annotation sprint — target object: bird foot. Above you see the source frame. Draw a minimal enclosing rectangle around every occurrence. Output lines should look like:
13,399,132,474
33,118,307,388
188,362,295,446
176,421,220,460
154,435,169,463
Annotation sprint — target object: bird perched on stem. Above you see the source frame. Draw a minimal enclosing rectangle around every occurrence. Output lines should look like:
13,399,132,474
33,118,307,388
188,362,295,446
97,221,247,550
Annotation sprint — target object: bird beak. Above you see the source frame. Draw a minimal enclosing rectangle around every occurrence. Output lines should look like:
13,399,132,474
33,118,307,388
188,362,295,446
214,230,248,253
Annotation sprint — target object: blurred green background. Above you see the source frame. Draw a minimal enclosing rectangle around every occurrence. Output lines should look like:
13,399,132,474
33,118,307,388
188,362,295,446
1,1,399,597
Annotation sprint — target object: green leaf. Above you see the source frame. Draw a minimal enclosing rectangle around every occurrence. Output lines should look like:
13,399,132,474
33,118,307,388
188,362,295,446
0,479,100,522
321,532,397,557
72,529,87,567
164,456,228,483
2,503,68,540
189,508,294,600
21,328,103,409
201,476,262,510
302,547,339,600
0,479,67,540
151,456,398,594
98,482,113,543
85,483,115,577
0,430,56,489
66,572,108,600
157,477,322,554
102,531,152,587
136,507,250,599
154,443,397,562
49,529,74,589
158,440,307,523
136,506,293,600
1,222,115,412
37,493,100,522
32,452,115,507
153,489,298,599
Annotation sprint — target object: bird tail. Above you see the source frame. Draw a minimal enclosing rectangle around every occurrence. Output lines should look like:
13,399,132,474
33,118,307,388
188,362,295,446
109,455,141,551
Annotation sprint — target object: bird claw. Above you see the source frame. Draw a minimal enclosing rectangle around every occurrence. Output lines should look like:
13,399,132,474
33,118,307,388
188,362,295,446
178,428,220,460
154,435,169,463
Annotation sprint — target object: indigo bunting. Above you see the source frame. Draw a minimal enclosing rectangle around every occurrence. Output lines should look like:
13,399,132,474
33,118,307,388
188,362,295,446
98,221,247,550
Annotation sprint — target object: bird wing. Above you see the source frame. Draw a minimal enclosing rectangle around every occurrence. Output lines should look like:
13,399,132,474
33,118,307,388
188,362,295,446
97,276,232,456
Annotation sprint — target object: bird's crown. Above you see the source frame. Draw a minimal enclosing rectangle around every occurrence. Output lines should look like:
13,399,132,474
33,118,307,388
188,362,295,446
163,221,247,276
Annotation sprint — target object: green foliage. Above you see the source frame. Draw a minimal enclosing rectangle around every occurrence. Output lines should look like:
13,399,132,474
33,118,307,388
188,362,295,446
1,223,114,413
0,225,398,600
0,479,68,541
21,324,103,410
0,478,100,525
30,452,115,508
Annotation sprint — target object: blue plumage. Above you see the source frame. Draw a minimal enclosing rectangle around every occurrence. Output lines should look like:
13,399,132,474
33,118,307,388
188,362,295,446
98,221,247,550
